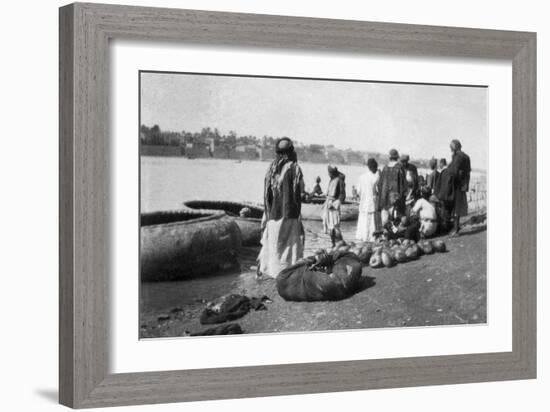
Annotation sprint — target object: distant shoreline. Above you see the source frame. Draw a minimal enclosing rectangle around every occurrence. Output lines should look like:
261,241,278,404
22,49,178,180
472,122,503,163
139,154,487,175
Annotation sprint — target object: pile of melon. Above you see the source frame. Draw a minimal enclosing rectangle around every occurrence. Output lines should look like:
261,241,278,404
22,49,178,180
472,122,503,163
316,238,447,269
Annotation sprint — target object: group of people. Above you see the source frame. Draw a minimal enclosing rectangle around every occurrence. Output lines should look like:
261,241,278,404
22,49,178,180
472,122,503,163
257,137,471,279
355,141,471,244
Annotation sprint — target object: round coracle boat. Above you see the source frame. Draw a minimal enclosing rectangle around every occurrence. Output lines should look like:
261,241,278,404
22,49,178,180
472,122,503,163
140,209,242,282
301,196,359,221
183,200,264,246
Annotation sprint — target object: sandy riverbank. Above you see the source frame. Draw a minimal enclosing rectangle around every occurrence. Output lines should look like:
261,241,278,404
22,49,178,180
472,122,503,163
140,218,487,338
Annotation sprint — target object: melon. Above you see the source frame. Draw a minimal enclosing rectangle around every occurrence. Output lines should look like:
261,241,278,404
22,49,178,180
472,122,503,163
369,253,384,268
433,240,447,253
405,245,420,260
381,251,396,268
394,249,408,263
358,247,373,264
418,240,434,255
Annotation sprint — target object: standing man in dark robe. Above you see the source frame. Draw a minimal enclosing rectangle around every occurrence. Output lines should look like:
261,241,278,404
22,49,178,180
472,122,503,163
433,158,455,233
447,139,471,236
399,154,419,216
258,137,305,278
377,149,406,228
426,157,439,195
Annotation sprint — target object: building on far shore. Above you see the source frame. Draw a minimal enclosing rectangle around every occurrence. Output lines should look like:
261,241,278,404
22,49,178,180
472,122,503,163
344,149,366,165
140,125,442,169
183,141,211,158
234,143,261,160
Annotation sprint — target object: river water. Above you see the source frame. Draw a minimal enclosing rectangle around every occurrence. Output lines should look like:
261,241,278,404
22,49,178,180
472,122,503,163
141,156,485,213
140,157,367,212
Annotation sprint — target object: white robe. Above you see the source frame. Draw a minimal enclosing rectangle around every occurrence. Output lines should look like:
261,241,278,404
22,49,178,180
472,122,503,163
356,170,380,241
411,198,438,237
258,218,304,278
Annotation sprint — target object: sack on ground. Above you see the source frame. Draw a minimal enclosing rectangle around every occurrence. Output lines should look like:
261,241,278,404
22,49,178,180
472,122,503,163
276,253,362,302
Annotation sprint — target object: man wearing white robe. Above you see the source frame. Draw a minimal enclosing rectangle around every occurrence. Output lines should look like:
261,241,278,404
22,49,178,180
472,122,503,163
356,158,380,242
258,137,305,278
411,196,438,238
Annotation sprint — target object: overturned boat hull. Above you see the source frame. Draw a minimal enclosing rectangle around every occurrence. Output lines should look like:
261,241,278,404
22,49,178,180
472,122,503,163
183,200,264,246
140,210,242,282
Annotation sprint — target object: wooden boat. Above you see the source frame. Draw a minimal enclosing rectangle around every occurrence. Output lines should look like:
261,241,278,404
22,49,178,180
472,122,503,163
183,200,264,246
301,196,359,221
140,209,242,282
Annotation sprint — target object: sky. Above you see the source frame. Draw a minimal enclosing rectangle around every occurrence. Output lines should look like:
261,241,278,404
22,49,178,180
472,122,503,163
140,72,488,170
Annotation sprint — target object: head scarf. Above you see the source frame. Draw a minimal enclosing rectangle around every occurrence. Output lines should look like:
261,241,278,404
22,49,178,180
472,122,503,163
367,158,378,173
264,137,302,216
450,139,462,151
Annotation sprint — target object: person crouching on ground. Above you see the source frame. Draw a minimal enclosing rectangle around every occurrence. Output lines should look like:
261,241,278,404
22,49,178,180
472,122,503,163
257,137,305,279
356,158,380,242
410,186,438,238
322,165,346,246
380,191,406,240
310,176,323,197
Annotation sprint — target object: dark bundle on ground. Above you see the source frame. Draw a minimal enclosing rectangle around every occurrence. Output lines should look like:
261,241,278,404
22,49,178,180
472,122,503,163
191,323,244,336
200,294,271,325
276,253,363,302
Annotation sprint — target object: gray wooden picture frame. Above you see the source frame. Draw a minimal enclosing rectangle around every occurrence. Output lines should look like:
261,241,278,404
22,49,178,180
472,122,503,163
59,2,536,408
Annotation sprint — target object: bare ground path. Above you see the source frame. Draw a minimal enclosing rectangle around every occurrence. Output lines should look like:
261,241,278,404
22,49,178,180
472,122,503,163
140,219,487,338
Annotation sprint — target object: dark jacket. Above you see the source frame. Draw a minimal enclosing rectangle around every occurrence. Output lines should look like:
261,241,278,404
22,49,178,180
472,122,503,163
426,170,439,192
311,183,323,196
264,162,303,221
448,150,471,192
403,163,419,193
376,162,406,211
434,167,455,203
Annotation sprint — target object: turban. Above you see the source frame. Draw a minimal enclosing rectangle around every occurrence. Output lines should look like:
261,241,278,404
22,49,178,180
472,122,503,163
275,137,294,154
450,139,462,150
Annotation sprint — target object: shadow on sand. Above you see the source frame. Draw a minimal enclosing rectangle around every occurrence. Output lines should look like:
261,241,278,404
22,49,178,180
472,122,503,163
354,275,377,295
453,224,487,238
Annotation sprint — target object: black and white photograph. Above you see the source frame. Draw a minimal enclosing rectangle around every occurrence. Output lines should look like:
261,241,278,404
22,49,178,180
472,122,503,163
139,71,488,339
3,0,544,409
